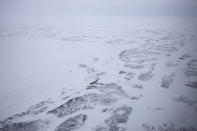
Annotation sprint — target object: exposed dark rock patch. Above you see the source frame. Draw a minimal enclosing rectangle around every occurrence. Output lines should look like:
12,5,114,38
1,28,195,131
185,59,197,77
55,114,87,131
86,67,97,74
124,72,136,80
173,95,197,106
130,96,141,100
133,84,143,89
138,71,153,81
110,105,132,123
0,112,28,126
102,108,109,113
59,36,83,42
188,60,197,70
105,39,129,46
89,78,100,85
0,102,50,127
0,100,52,126
185,71,197,77
27,100,53,115
104,105,132,131
142,123,197,131
87,83,128,97
119,42,179,71
161,73,175,88
179,54,190,60
94,105,132,131
119,49,158,64
48,96,85,117
96,72,106,76
48,93,117,117
153,45,178,53
62,96,70,100
78,64,87,68
124,64,144,69
119,71,127,75
186,82,197,89
0,120,47,131
94,126,108,131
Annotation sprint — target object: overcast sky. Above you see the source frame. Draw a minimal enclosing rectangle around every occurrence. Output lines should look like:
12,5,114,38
1,0,197,22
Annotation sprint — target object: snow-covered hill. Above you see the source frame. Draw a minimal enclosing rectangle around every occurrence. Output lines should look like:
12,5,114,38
0,18,197,131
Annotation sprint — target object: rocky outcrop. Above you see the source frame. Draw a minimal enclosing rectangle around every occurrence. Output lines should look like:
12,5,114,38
55,114,87,131
0,120,47,131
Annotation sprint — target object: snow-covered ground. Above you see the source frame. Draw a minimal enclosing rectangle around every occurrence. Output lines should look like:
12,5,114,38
0,17,197,131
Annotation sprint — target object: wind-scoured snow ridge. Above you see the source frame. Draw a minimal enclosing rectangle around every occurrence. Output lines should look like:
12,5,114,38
55,114,87,131
185,59,197,77
142,123,197,131
1,20,197,131
0,81,134,130
94,105,132,131
47,93,117,118
0,120,49,131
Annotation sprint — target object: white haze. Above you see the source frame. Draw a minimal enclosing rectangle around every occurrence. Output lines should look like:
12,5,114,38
0,0,197,131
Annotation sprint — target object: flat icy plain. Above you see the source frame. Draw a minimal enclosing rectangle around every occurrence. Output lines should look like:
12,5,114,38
0,17,197,131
